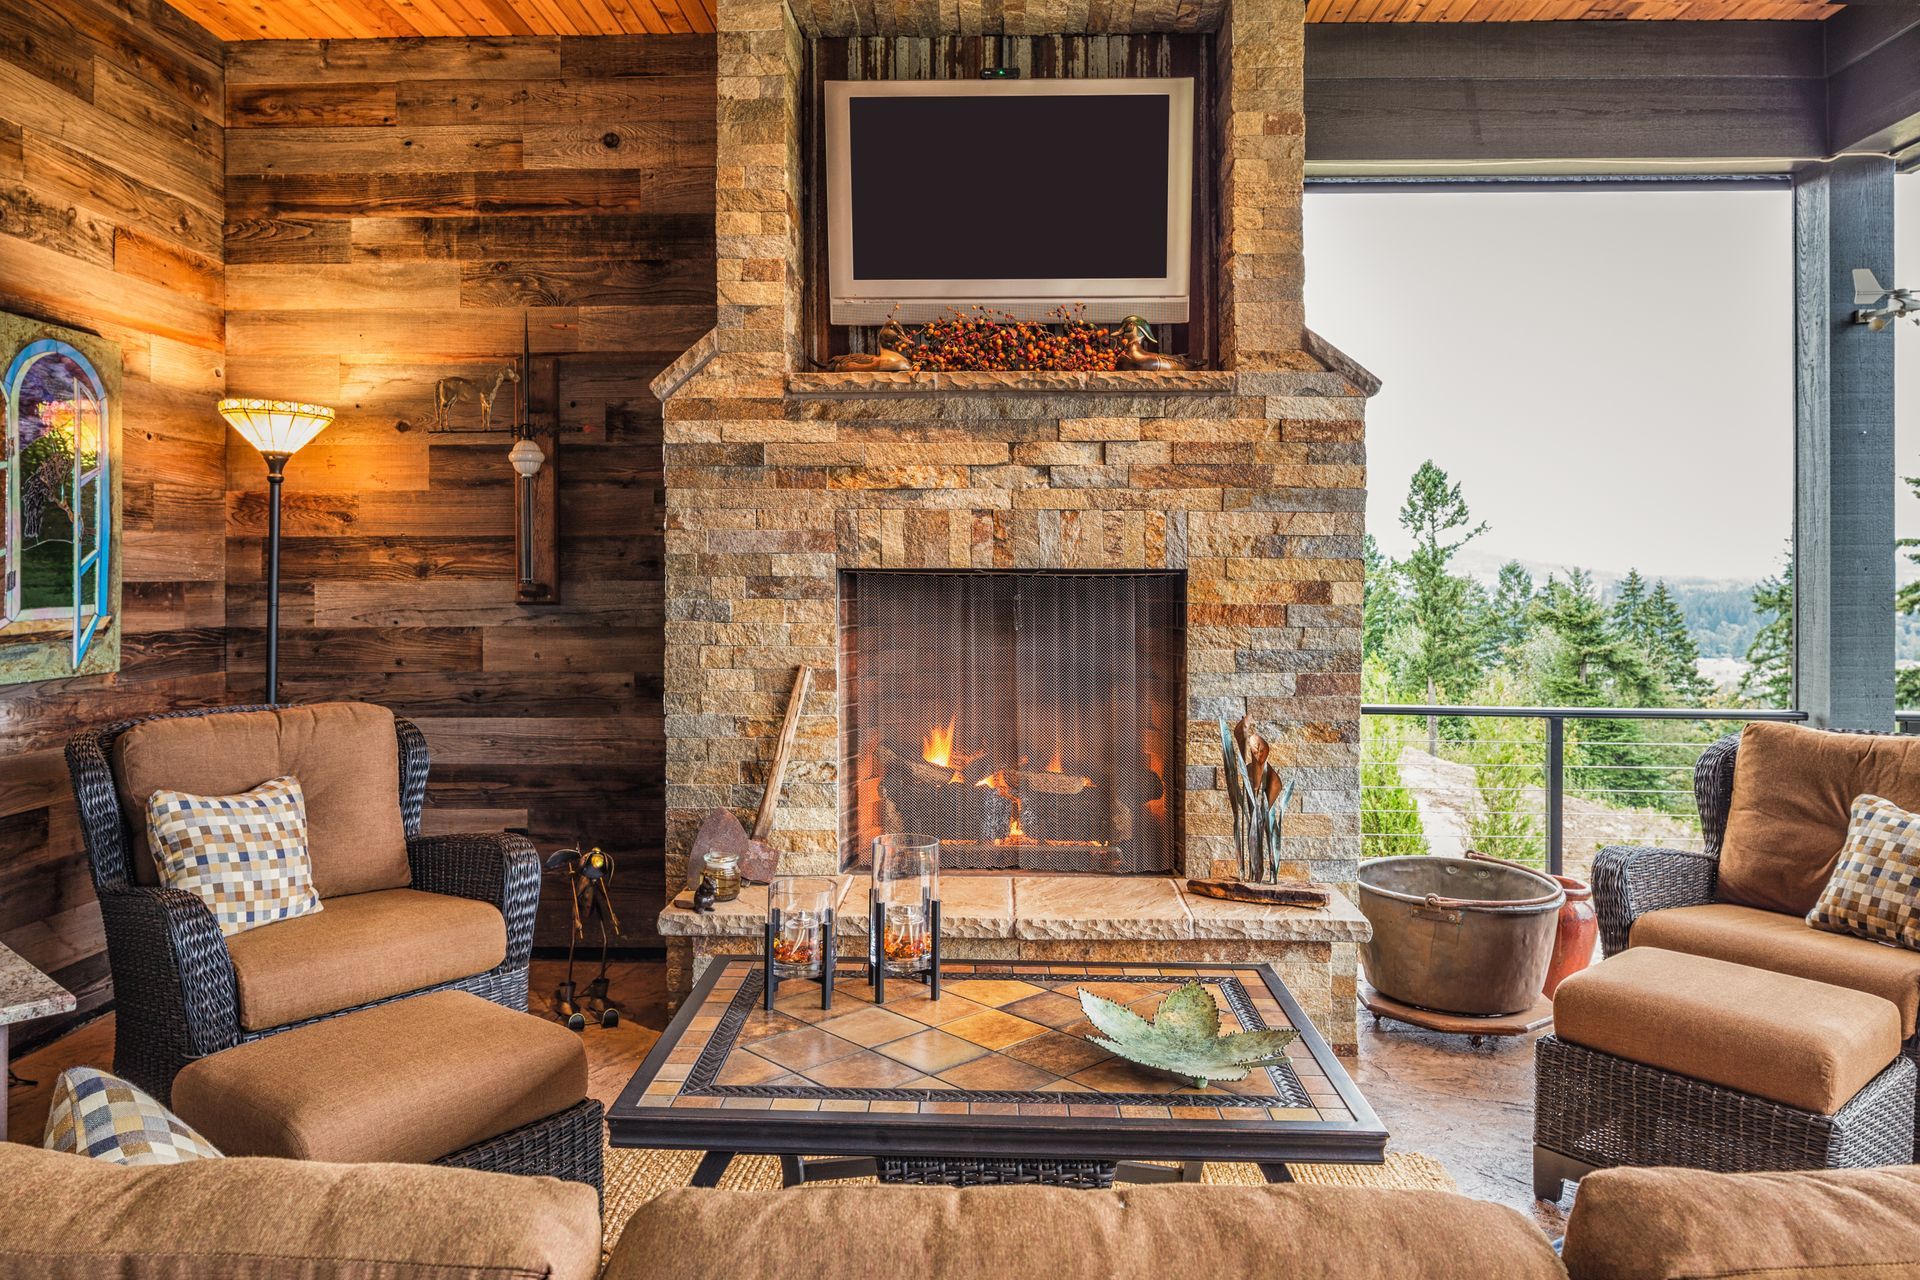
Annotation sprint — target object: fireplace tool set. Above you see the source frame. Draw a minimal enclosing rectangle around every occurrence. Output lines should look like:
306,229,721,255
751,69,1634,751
761,833,943,1012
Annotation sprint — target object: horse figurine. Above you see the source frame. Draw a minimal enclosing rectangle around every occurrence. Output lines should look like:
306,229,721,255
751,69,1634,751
432,364,519,432
825,319,915,373
1115,315,1191,371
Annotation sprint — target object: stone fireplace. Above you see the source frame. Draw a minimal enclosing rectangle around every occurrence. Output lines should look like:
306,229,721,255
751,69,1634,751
654,0,1376,1052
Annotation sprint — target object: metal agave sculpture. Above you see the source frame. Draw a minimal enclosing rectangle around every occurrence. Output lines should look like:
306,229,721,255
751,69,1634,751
1078,981,1297,1089
1221,717,1294,885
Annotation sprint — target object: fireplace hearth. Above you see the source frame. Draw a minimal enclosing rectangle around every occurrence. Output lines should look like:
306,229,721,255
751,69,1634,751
840,571,1183,874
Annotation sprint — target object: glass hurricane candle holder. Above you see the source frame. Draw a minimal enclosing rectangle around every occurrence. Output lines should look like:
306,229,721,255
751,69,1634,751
869,833,942,1003
764,876,837,1011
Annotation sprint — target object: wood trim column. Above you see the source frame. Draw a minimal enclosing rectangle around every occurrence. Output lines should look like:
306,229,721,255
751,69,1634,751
1791,155,1896,729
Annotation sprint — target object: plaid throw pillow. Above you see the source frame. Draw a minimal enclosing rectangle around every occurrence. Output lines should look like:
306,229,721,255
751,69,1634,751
1807,794,1920,950
147,775,321,938
43,1067,222,1164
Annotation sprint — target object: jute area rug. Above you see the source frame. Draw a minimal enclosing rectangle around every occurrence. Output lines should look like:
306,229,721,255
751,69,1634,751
600,1143,1456,1256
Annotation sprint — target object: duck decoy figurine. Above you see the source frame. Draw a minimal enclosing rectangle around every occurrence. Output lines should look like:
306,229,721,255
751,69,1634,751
1115,315,1192,371
825,319,915,372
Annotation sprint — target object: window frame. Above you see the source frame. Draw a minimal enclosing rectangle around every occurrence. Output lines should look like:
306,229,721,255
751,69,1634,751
0,313,121,684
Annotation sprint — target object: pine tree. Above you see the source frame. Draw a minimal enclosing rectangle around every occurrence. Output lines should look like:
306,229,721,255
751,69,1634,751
1610,569,1650,646
1396,461,1488,702
1482,561,1536,663
1362,533,1402,663
1645,581,1712,705
1533,571,1664,805
1740,556,1793,708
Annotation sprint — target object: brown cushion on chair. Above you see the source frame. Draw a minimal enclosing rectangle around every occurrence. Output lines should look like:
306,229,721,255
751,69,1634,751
1632,902,1920,1038
1718,721,1920,916
223,888,506,1031
1562,1164,1920,1280
1552,947,1901,1115
606,1183,1567,1280
172,990,586,1165
113,702,411,898
0,1142,600,1280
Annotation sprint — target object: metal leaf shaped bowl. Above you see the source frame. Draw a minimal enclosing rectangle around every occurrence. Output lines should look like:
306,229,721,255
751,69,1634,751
1077,981,1298,1089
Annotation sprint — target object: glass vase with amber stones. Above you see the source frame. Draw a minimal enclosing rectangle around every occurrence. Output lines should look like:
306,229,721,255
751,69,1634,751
870,833,942,1003
764,876,837,1011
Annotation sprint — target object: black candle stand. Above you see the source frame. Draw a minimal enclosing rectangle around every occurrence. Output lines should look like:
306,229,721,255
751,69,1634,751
868,891,941,1005
762,905,837,1012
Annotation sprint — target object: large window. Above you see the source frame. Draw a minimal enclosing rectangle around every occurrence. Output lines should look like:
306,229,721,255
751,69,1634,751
0,315,119,681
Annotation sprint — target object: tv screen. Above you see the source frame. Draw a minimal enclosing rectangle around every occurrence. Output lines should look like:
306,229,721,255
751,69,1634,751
826,79,1193,325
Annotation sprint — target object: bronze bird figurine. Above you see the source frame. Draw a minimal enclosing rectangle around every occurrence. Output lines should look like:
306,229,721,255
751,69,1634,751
825,319,915,372
692,874,717,914
1115,315,1191,371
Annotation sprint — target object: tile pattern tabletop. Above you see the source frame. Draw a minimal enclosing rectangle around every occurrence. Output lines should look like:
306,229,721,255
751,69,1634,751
627,960,1360,1124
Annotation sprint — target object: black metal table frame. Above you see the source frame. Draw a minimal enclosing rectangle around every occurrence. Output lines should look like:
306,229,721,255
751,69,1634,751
609,957,1388,1187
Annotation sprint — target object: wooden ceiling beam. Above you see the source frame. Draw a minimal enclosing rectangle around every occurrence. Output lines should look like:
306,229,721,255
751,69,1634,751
1823,8,1920,158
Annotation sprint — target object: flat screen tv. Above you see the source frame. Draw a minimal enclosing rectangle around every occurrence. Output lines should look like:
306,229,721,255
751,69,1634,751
825,78,1194,325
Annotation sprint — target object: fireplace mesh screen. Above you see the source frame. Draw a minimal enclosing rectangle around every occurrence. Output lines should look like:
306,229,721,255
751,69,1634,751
840,571,1184,873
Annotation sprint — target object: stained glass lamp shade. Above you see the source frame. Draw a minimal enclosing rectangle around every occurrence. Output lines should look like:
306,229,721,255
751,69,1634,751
216,398,334,459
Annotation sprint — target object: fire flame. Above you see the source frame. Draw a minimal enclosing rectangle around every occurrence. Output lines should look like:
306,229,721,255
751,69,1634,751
1045,745,1063,774
922,719,956,769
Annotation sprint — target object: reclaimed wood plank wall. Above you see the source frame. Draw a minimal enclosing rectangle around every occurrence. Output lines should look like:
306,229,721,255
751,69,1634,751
0,0,229,1038
223,34,716,949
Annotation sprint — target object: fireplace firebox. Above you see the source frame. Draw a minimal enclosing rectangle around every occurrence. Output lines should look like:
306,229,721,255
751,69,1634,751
839,570,1184,874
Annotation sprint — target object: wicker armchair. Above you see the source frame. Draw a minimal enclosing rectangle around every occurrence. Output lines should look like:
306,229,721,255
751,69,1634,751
67,704,540,1101
1589,727,1920,1159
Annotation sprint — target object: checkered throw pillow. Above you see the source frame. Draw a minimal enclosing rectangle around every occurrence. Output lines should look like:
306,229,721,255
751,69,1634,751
146,775,321,938
1808,794,1920,950
43,1067,222,1164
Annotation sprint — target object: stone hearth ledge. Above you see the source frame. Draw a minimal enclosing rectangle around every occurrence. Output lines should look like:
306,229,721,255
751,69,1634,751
658,875,1369,945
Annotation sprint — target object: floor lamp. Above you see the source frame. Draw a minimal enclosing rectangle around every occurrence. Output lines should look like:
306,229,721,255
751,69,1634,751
217,398,335,705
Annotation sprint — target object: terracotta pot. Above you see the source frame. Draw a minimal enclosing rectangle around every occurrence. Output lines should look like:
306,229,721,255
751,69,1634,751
1542,873,1598,998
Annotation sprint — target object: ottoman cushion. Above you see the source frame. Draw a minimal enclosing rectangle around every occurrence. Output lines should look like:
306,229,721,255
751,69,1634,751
172,990,587,1164
1553,947,1902,1115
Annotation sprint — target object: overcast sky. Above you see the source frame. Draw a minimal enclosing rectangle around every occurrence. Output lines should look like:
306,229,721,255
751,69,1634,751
1304,177,1919,585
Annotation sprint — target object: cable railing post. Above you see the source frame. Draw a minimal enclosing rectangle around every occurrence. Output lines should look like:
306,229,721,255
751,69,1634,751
1546,715,1565,878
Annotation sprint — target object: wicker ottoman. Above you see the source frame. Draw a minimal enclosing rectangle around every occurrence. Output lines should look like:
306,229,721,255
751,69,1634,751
1534,947,1915,1201
170,990,603,1195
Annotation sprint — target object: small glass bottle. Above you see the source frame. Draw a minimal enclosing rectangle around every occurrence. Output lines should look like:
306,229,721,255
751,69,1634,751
704,851,742,902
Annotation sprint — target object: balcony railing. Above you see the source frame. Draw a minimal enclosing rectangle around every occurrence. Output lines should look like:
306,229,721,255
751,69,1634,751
1360,704,1810,878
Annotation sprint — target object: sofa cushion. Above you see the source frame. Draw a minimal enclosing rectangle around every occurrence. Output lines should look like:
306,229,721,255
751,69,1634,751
605,1183,1567,1280
113,702,410,898
43,1067,223,1165
1553,947,1901,1115
0,1142,599,1280
171,990,586,1165
223,887,506,1031
1718,721,1920,917
147,776,321,938
1562,1164,1920,1280
1632,902,1920,1038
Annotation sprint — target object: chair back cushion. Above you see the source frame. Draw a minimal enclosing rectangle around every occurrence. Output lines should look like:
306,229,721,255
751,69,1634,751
113,703,410,899
607,1183,1567,1280
1718,722,1920,916
1563,1164,1920,1280
0,1143,600,1280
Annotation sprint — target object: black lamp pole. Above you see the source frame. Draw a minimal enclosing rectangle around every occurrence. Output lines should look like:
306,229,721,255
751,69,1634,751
263,451,289,705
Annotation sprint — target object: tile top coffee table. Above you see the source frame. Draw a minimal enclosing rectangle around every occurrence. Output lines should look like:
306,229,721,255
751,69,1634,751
609,957,1386,1186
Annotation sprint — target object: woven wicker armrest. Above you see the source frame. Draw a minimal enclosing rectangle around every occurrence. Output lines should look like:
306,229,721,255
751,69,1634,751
407,831,541,968
1592,844,1718,957
96,885,241,1099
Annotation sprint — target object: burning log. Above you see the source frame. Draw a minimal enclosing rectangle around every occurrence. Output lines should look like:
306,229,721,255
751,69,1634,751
875,742,963,788
1000,766,1095,796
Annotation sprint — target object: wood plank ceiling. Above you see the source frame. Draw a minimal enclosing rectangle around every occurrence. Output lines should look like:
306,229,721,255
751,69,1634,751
167,0,1839,40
